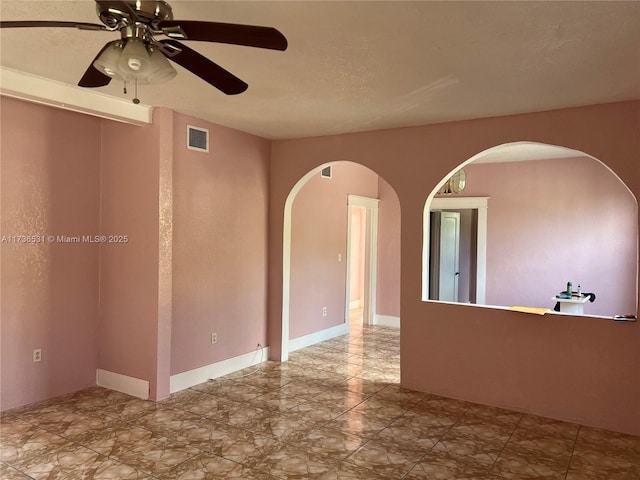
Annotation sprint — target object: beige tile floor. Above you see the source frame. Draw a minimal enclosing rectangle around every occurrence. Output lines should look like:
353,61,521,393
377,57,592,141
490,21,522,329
1,315,639,479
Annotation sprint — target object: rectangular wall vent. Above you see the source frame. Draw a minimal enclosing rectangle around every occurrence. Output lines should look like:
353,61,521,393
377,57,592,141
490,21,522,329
187,125,209,152
321,166,332,178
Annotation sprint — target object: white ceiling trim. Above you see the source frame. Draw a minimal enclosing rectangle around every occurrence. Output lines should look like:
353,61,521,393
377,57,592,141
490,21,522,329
0,67,152,125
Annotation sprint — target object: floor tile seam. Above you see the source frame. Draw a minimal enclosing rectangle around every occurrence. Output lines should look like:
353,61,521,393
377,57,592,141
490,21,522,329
318,393,369,411
399,459,425,480
78,442,164,476
9,418,125,450
121,404,204,426
369,392,426,408
290,377,354,389
130,409,243,433
132,447,204,479
340,444,421,480
299,350,354,359
206,382,272,397
333,402,404,426
486,412,523,474
0,418,60,443
167,450,252,478
10,434,150,477
117,414,214,444
338,442,376,471
142,404,227,423
229,378,296,390
12,405,105,428
186,385,224,397
1,454,42,475
277,428,371,463
563,424,581,480
414,405,471,465
1,461,36,480
284,363,344,378
201,392,275,408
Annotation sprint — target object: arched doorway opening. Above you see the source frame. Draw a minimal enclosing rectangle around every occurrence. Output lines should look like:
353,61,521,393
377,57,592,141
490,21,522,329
280,161,400,363
422,141,638,318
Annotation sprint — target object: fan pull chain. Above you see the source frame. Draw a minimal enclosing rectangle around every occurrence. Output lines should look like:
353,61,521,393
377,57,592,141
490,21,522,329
123,79,127,95
133,78,140,104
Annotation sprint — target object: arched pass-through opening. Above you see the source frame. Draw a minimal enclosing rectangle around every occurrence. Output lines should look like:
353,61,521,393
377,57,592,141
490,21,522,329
280,161,400,362
422,141,639,318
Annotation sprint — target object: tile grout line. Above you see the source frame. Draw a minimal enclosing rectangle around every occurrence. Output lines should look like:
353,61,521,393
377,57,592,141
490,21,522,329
4,325,632,480
486,411,523,475
564,424,581,480
400,403,472,479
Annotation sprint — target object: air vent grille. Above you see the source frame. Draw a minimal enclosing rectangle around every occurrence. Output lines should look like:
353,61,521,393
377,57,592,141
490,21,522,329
321,166,332,178
187,125,209,152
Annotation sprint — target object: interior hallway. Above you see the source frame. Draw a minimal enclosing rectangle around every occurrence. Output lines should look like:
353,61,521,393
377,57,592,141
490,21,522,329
1,316,638,479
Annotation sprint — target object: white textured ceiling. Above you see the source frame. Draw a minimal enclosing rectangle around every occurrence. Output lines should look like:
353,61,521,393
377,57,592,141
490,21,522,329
1,1,639,139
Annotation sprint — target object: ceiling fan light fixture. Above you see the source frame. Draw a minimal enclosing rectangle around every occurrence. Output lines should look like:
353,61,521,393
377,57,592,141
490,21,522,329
2,0,288,94
93,38,176,85
93,41,125,78
117,38,152,79
145,47,177,84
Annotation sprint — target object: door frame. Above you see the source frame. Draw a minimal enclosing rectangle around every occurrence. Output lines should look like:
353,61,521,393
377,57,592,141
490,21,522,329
346,195,380,328
423,197,488,304
280,165,381,362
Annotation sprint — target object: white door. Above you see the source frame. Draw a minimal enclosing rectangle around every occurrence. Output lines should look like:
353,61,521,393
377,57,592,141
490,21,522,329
438,212,460,302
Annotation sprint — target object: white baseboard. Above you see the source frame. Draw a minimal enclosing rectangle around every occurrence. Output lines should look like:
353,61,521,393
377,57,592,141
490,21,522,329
96,369,149,400
349,300,361,309
170,346,270,394
289,322,349,353
375,315,400,328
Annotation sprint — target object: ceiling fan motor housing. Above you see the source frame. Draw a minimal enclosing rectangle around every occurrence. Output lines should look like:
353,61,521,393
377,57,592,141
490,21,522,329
97,0,173,30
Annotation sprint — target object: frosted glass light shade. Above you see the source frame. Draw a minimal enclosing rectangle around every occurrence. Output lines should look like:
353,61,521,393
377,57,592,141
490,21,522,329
93,39,176,85
146,47,177,84
93,42,125,79
117,39,152,80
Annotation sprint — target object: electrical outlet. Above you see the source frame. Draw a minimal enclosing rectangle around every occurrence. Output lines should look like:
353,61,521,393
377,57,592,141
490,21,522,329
211,333,218,344
322,307,327,317
33,349,42,363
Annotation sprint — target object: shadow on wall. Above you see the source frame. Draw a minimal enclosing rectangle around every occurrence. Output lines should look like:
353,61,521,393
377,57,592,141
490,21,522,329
423,142,638,318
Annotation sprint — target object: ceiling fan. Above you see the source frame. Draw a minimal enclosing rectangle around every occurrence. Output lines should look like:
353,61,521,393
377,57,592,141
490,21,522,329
0,0,288,101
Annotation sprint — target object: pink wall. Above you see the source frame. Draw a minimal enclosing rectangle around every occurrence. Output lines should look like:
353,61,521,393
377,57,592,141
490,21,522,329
3,95,638,435
98,109,171,400
1,100,271,408
463,157,638,316
1,98,101,410
290,162,378,340
269,101,640,434
376,177,401,317
170,113,270,376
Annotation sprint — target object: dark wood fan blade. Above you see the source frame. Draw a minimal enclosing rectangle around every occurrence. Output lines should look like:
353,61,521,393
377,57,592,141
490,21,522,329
160,40,248,95
158,20,287,51
0,21,106,30
78,41,115,88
